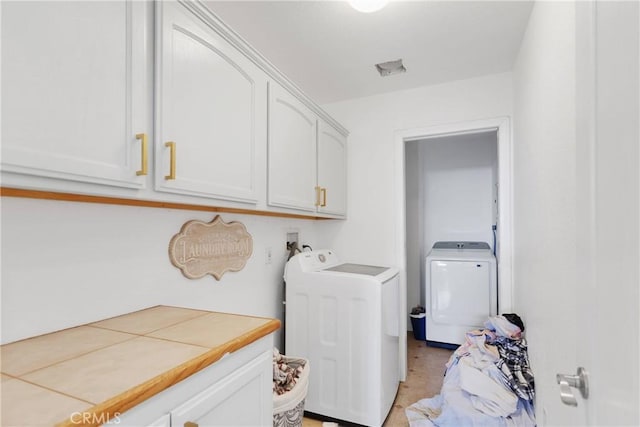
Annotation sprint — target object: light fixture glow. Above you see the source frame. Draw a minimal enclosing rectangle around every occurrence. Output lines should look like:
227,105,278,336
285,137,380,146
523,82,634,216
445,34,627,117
348,0,389,13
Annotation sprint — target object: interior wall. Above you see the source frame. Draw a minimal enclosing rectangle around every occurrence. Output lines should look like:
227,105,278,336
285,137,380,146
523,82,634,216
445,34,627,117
420,131,497,253
0,197,323,346
319,72,512,327
0,74,513,346
319,73,512,265
512,1,577,424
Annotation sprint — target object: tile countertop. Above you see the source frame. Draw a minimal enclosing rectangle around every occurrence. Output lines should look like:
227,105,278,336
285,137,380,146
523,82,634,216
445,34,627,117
0,306,281,427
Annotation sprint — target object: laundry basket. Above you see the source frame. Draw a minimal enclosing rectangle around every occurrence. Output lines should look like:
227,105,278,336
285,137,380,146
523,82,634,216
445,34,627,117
273,357,310,427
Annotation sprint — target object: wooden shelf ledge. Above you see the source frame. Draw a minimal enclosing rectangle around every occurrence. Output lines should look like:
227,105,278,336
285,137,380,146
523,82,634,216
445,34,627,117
0,187,331,221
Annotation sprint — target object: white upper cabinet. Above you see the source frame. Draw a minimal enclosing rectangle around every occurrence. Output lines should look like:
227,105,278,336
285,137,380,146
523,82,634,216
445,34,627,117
155,1,264,203
317,120,347,217
268,83,348,217
1,0,149,189
267,83,318,212
1,0,346,217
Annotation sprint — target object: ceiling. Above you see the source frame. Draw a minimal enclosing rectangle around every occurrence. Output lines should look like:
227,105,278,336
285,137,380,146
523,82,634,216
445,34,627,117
204,1,534,105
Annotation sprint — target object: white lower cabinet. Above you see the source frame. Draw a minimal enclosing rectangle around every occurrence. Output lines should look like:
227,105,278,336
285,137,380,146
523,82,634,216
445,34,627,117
171,350,272,426
115,337,273,427
147,414,171,427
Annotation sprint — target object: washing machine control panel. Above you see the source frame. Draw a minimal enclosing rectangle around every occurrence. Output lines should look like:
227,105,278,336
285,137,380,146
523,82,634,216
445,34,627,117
297,250,338,272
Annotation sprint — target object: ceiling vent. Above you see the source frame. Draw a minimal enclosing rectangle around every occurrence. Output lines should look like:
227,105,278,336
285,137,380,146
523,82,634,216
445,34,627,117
375,59,406,77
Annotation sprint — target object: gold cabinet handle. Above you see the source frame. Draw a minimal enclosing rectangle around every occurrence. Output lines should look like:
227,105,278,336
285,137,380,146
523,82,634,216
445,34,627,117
165,141,176,180
321,187,327,207
315,186,322,207
184,423,198,427
135,133,148,176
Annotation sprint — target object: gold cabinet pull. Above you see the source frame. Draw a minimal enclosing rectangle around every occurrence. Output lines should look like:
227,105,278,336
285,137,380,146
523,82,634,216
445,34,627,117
135,133,148,176
321,187,327,207
165,141,176,180
315,186,322,207
184,423,198,427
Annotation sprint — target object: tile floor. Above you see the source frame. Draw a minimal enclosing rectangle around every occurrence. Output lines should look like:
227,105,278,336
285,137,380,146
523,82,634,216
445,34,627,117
303,334,454,427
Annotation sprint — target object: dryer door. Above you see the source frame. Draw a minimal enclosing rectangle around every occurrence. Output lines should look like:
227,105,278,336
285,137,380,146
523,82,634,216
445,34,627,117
430,260,492,328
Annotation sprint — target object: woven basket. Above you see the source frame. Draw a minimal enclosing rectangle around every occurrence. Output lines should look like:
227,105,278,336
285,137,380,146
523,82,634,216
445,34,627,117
273,358,310,427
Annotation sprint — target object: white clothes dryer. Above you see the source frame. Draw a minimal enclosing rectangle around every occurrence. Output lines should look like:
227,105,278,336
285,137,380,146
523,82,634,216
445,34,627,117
284,250,400,427
425,241,497,346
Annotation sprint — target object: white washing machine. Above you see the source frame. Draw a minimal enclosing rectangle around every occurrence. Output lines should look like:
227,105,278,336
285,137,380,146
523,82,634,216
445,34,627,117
284,250,400,427
425,241,497,346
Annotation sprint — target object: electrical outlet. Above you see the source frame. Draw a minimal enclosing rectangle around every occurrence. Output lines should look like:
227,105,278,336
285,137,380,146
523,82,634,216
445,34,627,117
265,247,273,265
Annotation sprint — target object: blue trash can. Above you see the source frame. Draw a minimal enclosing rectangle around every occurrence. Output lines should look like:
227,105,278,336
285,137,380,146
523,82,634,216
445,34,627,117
410,313,426,341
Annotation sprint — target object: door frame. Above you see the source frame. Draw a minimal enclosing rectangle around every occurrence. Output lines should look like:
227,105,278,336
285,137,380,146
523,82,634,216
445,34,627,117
393,117,513,380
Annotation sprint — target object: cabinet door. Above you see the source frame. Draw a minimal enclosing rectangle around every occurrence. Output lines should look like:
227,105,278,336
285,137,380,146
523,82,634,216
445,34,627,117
268,83,318,212
170,350,272,427
317,120,347,217
146,413,170,427
109,413,169,427
155,2,262,203
1,1,149,189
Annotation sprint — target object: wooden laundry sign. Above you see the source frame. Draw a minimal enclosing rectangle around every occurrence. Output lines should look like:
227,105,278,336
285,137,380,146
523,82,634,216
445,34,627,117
169,215,253,280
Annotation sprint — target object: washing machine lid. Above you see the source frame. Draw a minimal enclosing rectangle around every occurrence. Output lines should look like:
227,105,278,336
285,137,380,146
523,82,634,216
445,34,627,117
285,250,400,283
319,263,400,283
428,244,495,261
324,263,389,276
433,241,490,250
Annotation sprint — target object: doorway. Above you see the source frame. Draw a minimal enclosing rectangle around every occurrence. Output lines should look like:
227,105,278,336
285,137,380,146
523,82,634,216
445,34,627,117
393,117,513,380
405,130,498,329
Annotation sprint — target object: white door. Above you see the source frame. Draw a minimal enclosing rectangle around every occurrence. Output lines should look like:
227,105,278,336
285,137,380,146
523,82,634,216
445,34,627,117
155,1,262,203
577,1,639,424
431,260,491,327
144,414,170,427
267,82,318,212
1,0,149,189
561,2,639,425
170,351,272,427
317,120,347,217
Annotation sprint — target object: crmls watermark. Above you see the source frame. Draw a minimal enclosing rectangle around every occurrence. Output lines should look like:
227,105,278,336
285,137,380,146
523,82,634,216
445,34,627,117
70,411,121,425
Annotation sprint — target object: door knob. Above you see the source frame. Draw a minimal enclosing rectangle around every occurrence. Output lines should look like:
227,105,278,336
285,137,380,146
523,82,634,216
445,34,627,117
556,367,589,406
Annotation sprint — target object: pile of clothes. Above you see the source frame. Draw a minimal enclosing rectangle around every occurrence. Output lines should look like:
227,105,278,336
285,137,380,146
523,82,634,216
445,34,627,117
406,314,535,426
273,348,306,395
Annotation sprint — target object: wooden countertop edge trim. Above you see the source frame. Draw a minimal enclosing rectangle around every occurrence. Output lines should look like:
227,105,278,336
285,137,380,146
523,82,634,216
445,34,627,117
55,318,281,427
0,187,335,221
